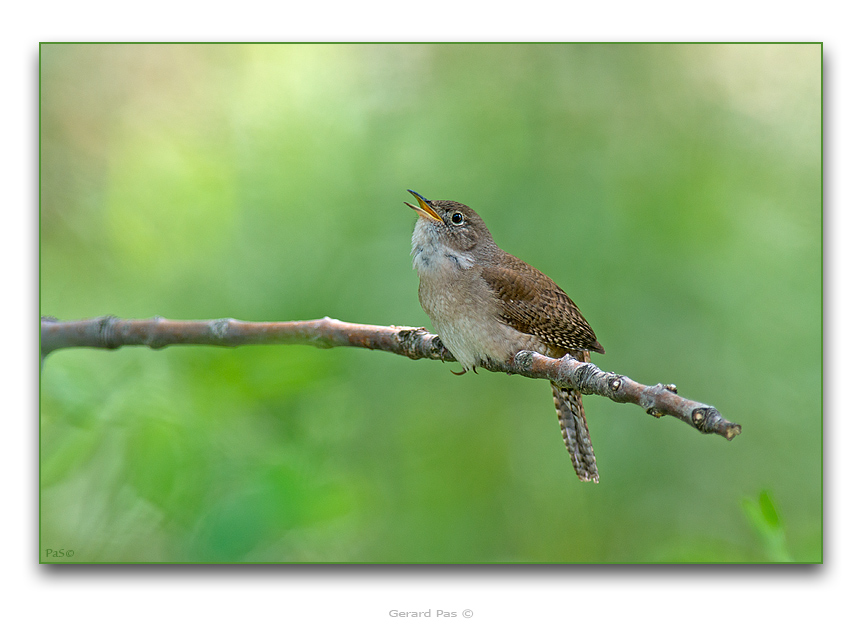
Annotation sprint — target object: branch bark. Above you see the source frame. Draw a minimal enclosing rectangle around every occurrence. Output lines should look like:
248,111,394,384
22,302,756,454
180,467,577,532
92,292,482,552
40,315,741,441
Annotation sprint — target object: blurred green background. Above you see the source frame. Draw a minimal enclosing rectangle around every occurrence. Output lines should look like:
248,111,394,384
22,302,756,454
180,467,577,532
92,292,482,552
39,43,821,563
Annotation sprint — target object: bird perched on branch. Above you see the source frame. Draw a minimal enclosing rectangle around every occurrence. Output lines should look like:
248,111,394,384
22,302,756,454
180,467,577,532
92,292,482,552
405,190,605,482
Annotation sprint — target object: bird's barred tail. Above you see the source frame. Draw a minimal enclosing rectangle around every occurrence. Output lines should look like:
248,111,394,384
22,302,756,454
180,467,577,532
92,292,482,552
552,378,599,483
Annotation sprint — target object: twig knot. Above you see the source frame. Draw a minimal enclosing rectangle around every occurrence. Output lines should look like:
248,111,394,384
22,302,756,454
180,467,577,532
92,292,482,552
98,315,120,350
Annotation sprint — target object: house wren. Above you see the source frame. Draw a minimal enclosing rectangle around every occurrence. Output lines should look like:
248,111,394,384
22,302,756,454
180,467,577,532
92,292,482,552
405,190,605,482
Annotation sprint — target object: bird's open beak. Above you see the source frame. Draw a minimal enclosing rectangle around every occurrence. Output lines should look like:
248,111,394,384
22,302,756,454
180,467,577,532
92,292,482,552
405,189,443,222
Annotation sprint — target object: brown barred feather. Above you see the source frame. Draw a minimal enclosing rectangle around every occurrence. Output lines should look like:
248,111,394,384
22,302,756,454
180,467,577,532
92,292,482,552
481,259,602,482
479,255,604,356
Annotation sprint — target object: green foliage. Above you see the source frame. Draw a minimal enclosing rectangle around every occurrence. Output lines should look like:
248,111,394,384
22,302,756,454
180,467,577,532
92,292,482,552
742,491,793,562
40,43,821,563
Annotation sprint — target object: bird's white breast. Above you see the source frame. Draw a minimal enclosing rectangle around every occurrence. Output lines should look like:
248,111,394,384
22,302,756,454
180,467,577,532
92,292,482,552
411,220,543,370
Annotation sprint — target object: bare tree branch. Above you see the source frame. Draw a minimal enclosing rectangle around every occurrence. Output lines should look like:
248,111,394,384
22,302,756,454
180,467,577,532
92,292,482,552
40,315,741,441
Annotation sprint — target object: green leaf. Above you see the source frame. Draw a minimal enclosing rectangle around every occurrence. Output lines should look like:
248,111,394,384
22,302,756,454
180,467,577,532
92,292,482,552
742,490,793,562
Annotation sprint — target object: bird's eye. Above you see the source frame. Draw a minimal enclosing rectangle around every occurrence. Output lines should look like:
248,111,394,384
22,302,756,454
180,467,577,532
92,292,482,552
451,212,464,225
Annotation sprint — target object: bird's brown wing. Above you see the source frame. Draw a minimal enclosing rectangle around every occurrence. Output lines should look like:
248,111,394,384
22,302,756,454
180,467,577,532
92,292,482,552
479,255,604,355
